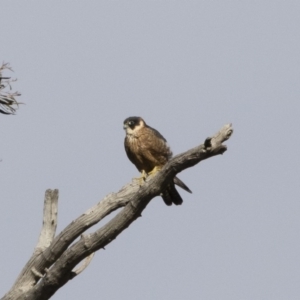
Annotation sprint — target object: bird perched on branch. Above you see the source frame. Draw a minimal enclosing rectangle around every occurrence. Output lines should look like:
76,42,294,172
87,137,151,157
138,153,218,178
123,116,192,206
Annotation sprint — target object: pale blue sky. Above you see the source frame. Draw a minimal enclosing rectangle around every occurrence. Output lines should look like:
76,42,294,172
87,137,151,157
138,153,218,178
1,1,300,299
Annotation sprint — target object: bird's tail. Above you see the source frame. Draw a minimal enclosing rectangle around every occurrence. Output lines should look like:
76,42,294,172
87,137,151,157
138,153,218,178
173,176,192,194
161,183,183,206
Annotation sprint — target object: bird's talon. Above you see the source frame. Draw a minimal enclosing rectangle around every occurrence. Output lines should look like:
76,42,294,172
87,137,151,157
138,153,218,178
148,166,162,176
134,170,148,186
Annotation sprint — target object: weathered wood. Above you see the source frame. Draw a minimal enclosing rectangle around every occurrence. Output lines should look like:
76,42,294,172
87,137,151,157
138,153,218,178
2,190,58,299
36,189,58,251
2,124,233,300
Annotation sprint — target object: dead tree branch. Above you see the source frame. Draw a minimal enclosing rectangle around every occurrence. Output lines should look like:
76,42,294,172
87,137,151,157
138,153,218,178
36,190,59,251
2,124,233,300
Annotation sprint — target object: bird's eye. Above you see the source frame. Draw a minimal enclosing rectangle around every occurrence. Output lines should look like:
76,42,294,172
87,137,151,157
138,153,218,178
128,121,134,126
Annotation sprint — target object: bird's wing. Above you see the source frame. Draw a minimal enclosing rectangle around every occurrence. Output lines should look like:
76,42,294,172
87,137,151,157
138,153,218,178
138,126,172,166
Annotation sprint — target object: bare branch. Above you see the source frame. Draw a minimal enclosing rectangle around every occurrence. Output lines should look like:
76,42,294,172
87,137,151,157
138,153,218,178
36,189,59,252
72,252,95,278
2,190,59,299
2,124,233,300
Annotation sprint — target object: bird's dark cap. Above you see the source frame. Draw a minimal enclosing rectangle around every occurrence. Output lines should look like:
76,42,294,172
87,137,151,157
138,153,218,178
123,116,145,129
123,116,143,124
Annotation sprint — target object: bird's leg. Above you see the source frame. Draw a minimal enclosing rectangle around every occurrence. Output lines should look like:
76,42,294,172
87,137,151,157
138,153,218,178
148,166,162,176
140,170,147,181
134,170,148,186
134,167,162,186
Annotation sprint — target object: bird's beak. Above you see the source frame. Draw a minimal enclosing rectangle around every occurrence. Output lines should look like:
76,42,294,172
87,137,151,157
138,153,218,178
123,124,128,130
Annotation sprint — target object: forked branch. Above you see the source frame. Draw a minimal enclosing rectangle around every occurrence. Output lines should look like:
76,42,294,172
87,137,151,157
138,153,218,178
2,124,233,300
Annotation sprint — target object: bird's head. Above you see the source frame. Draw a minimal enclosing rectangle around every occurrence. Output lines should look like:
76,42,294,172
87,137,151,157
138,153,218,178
123,116,145,135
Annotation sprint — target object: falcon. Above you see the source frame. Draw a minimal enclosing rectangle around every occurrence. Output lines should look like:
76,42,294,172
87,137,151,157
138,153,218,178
123,116,192,206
